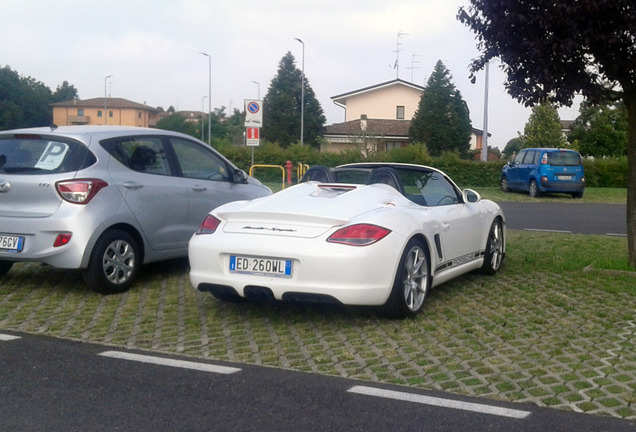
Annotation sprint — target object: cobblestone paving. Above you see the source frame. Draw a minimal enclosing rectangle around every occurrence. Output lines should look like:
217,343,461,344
0,260,635,420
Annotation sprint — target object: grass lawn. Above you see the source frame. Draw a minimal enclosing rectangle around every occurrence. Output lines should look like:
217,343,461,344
265,181,627,205
475,187,627,204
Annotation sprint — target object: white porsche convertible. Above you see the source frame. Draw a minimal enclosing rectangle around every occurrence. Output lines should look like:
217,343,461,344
188,163,505,319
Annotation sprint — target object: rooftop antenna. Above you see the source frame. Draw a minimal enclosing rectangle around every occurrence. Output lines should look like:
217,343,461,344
392,31,409,79
406,53,422,82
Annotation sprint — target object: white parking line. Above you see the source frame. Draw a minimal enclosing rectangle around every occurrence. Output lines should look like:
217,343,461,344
524,228,572,234
0,333,21,341
99,351,241,375
348,385,532,419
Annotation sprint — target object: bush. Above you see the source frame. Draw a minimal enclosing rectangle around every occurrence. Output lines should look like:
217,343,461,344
219,142,627,189
583,157,627,188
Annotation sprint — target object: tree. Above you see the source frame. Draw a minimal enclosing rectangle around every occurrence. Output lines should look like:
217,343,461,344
409,60,472,157
0,66,52,129
262,52,326,149
502,137,523,159
521,101,567,149
457,0,636,267
155,112,199,137
568,101,628,158
51,81,78,103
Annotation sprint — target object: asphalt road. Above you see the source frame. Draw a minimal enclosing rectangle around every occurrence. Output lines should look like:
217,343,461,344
498,202,626,236
1,332,634,432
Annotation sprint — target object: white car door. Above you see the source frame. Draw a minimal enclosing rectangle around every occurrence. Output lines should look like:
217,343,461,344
419,173,483,263
429,203,483,264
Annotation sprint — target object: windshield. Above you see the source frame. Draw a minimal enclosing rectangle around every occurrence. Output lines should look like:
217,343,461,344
0,136,96,174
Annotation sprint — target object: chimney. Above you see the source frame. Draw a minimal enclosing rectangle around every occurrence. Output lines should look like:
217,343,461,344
360,114,368,131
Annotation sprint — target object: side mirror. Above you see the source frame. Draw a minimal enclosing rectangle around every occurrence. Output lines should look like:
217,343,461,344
462,189,481,203
232,169,248,184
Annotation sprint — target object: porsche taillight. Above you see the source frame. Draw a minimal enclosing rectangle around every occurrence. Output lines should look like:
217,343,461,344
56,179,108,204
196,215,222,235
327,224,391,246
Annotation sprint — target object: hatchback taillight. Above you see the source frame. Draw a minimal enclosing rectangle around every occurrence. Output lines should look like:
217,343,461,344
53,233,72,247
56,179,108,204
327,224,391,246
196,215,222,235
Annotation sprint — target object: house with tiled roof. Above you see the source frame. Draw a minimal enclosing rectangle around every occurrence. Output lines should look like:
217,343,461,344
51,97,161,127
324,79,487,154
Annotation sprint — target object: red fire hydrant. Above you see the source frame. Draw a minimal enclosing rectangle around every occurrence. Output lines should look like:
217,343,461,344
285,160,293,185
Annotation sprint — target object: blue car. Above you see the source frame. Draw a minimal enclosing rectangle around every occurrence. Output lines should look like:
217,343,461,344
501,148,585,198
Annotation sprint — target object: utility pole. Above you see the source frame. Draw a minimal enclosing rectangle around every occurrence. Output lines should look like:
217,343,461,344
482,61,490,162
104,75,112,125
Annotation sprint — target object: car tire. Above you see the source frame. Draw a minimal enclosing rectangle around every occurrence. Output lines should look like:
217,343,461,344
83,229,140,294
529,179,541,198
571,191,584,199
481,218,505,275
500,177,509,193
0,260,13,276
381,238,430,319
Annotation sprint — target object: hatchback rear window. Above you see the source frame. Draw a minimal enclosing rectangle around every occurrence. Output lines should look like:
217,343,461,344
547,151,582,166
0,136,96,174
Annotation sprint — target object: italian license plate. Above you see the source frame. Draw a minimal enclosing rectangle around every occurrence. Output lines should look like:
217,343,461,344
0,235,24,253
556,175,573,180
229,255,292,277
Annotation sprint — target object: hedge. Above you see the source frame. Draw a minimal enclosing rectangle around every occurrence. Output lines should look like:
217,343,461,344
215,141,627,189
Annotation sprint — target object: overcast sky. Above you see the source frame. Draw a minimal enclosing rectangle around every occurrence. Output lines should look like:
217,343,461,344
1,0,580,149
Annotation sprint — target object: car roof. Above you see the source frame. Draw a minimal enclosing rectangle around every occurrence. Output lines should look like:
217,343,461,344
521,148,580,153
0,125,198,143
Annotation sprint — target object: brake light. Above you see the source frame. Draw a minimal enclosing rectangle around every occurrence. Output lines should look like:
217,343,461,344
56,179,108,204
196,215,222,234
14,134,42,140
327,224,391,246
53,233,72,247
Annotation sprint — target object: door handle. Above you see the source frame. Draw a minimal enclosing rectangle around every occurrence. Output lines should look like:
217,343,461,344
441,221,451,232
191,185,207,192
122,181,143,190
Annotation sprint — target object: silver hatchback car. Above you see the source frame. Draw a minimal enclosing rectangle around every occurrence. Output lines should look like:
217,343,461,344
0,125,271,293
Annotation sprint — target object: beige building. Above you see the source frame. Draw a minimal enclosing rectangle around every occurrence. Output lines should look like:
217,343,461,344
51,97,161,127
324,79,487,154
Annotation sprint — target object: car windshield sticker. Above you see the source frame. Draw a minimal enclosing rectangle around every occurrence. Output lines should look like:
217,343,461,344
34,142,69,170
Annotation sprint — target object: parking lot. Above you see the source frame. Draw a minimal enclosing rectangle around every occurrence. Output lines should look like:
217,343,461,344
1,230,634,421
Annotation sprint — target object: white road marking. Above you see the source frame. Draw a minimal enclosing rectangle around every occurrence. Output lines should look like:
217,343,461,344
348,385,532,419
524,228,571,234
99,351,241,374
0,333,21,341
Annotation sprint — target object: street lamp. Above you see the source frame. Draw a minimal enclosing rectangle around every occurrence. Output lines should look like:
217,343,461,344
199,52,212,145
252,81,260,99
104,75,113,125
201,95,207,141
294,38,304,145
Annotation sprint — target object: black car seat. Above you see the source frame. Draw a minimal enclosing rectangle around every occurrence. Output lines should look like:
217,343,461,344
300,165,334,183
366,167,406,195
